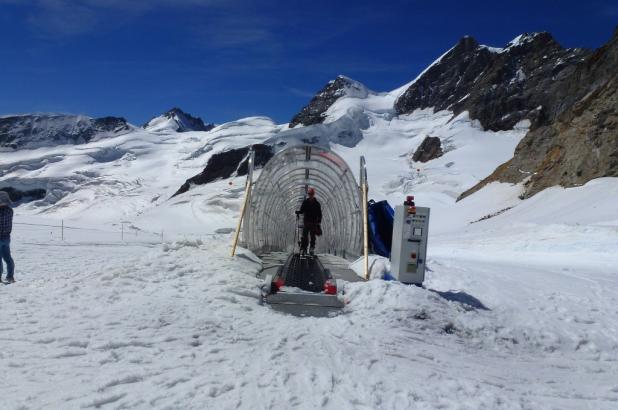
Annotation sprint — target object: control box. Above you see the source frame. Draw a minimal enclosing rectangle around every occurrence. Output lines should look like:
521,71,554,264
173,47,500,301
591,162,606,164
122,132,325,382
390,197,430,285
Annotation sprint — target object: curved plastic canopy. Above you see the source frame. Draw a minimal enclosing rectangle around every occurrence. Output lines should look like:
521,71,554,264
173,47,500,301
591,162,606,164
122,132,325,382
243,145,362,259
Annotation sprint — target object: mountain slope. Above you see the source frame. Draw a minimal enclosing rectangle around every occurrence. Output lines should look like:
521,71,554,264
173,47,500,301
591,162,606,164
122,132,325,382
395,33,590,131
0,114,131,149
288,75,370,128
460,27,618,199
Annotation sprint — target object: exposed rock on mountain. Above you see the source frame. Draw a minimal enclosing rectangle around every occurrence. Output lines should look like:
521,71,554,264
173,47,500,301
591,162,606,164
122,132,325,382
175,108,370,196
0,186,46,204
289,75,369,128
412,136,443,162
143,108,215,133
460,28,618,200
0,114,131,149
395,33,590,131
173,144,274,197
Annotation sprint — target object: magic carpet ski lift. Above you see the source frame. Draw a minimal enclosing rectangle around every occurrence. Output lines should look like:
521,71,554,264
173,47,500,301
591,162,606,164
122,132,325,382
230,145,370,310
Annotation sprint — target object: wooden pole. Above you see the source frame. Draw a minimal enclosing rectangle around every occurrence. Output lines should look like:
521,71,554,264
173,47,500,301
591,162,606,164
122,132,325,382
362,182,369,280
360,156,370,281
230,178,252,257
231,149,255,257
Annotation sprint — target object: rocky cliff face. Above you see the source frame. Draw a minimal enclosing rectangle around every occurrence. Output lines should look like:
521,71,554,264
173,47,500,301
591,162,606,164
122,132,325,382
0,114,131,149
395,33,590,131
460,28,618,199
144,108,214,133
172,144,274,197
289,75,369,128
412,136,443,162
0,186,46,204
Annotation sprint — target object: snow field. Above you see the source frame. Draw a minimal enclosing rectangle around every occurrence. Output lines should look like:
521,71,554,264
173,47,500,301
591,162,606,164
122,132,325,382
0,116,279,226
3,218,618,409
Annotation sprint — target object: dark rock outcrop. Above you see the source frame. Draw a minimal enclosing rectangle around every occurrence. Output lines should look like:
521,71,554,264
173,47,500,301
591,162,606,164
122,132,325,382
0,114,131,149
395,33,591,131
289,76,369,128
459,28,618,200
143,108,214,132
0,186,46,204
412,136,443,162
172,144,274,197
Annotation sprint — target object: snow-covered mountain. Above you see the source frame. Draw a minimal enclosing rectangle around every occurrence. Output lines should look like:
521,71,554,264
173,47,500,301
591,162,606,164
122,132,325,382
289,75,370,128
394,29,617,199
394,32,589,131
0,113,131,149
143,107,215,133
0,29,616,226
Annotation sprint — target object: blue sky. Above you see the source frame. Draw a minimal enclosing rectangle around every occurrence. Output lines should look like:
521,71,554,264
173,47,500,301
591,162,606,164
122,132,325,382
1,0,616,125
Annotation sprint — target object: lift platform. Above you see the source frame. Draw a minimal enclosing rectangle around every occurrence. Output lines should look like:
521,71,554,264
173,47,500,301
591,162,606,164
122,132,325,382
261,253,346,309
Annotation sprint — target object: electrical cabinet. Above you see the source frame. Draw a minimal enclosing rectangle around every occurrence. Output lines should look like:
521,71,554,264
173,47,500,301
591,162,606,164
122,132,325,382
390,201,430,285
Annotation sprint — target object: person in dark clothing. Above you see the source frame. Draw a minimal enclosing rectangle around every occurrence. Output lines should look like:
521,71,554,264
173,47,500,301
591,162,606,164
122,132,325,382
0,192,15,283
295,187,322,255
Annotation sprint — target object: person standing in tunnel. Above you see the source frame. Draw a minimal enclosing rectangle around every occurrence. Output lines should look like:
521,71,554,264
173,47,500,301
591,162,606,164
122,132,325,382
295,187,322,256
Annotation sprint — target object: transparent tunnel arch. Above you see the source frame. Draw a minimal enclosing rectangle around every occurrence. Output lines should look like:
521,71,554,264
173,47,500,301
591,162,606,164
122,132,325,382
242,145,362,259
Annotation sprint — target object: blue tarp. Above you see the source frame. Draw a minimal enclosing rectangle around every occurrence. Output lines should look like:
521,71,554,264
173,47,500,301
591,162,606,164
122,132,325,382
367,200,394,258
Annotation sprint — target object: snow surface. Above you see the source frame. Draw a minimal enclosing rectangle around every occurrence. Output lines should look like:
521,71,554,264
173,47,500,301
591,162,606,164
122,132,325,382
2,78,618,409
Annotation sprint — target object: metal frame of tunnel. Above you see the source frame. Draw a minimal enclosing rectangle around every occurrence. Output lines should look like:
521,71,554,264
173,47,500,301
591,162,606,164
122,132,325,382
242,145,363,259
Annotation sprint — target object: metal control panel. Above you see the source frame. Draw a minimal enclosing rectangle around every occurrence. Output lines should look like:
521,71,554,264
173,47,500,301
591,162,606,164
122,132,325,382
390,201,430,285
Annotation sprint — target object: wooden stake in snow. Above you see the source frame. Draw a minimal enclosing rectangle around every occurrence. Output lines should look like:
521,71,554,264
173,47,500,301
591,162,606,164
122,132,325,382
360,156,369,281
231,149,255,257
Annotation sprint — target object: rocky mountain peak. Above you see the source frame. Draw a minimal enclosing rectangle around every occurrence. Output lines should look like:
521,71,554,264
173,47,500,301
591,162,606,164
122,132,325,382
459,27,617,200
328,75,369,98
501,32,562,62
165,107,187,117
454,35,480,52
289,75,369,128
394,36,494,121
395,31,590,131
506,32,554,48
144,108,214,133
